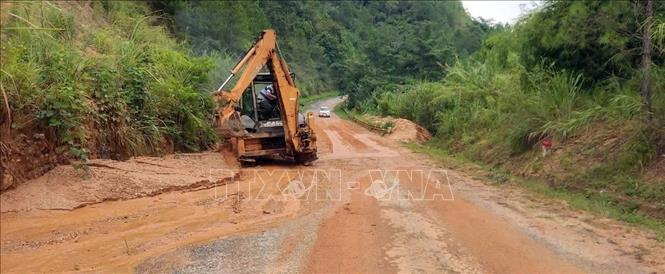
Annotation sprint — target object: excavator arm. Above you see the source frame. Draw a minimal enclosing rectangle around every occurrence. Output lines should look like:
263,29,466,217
214,31,274,116
213,29,317,164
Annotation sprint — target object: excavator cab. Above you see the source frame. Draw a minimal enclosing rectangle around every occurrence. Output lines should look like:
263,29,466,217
213,29,317,166
238,72,296,126
237,72,282,131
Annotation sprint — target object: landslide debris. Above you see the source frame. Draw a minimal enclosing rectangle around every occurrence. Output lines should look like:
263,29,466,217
0,153,237,212
362,115,432,144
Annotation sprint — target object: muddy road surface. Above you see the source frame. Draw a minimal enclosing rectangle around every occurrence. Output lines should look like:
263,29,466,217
2,97,664,273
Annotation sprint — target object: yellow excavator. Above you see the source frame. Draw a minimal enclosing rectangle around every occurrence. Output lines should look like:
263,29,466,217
213,29,317,166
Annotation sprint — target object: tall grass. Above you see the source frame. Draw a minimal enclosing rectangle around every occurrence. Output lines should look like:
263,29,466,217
1,2,217,160
374,57,664,153
366,53,665,220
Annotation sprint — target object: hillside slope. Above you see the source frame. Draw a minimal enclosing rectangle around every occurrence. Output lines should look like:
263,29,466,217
354,1,665,222
0,2,216,190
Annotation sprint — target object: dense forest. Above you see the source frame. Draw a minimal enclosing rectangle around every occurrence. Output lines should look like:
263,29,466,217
1,1,664,226
150,1,491,100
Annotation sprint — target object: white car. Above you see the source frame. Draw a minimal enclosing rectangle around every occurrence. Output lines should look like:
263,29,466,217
318,106,331,118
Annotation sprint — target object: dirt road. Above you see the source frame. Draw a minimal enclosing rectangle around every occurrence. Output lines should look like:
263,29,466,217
1,97,664,273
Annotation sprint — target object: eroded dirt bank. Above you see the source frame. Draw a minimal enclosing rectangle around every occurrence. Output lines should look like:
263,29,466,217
1,153,238,212
1,97,664,273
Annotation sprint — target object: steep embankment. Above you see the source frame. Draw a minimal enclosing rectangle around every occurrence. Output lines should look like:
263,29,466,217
0,2,217,190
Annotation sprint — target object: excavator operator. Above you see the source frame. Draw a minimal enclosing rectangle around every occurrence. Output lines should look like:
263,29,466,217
257,84,278,120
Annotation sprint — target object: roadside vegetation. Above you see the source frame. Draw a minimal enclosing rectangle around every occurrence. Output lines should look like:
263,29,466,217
348,1,665,222
0,2,216,187
1,1,218,155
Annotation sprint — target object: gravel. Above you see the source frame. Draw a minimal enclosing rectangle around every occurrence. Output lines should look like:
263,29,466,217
136,207,330,274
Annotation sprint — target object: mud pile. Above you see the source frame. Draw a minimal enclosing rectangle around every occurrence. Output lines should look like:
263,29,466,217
0,153,237,212
363,115,432,144
387,118,432,144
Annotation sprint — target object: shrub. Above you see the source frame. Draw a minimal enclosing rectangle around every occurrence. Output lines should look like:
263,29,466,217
1,1,218,162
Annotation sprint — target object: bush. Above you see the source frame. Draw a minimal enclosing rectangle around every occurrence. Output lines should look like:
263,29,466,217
1,1,217,161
